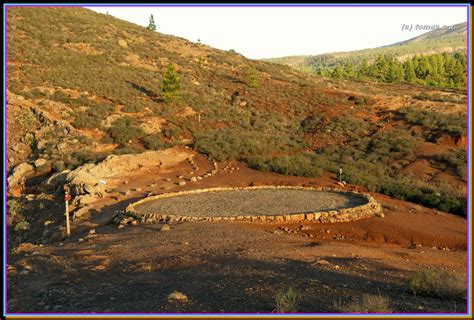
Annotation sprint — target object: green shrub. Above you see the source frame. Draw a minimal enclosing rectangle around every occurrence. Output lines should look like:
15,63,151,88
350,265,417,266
249,153,321,178
122,101,144,113
65,150,104,170
407,269,465,298
399,107,466,136
300,115,325,133
275,286,302,313
107,117,145,144
73,112,102,129
432,151,467,181
142,133,164,150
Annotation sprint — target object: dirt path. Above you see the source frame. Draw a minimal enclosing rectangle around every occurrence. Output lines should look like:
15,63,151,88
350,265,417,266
8,220,466,313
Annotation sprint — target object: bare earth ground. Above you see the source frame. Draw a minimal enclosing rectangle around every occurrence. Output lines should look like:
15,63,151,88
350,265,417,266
7,150,467,314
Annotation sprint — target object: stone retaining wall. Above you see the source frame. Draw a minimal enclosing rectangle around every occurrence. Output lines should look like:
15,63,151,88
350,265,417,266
113,186,382,226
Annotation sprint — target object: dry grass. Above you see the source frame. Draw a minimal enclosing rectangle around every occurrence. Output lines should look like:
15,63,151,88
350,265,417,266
274,286,302,313
337,294,392,313
407,268,466,298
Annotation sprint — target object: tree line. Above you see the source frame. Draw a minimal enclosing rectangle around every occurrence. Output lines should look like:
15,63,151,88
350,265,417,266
315,51,467,89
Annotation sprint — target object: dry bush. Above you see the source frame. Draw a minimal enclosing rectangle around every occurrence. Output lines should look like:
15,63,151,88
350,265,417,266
337,294,392,313
407,268,466,298
275,286,302,313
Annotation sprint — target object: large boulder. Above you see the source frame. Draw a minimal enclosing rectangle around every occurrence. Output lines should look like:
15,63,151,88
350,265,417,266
65,149,192,198
66,163,106,197
7,162,35,191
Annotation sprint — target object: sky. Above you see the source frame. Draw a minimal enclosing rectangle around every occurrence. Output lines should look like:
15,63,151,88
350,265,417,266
86,5,468,60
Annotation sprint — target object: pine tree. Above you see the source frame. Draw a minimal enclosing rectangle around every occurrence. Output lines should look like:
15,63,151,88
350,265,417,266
147,14,156,31
331,65,344,79
248,65,259,88
343,62,356,79
404,60,417,84
161,64,181,102
357,58,369,80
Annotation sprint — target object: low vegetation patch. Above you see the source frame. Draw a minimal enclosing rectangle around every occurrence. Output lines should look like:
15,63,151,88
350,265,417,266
249,153,321,178
107,116,145,145
407,269,466,298
398,106,466,136
336,294,392,313
274,286,302,313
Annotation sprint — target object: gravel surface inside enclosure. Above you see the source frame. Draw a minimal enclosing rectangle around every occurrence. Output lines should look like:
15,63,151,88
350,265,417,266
135,189,368,217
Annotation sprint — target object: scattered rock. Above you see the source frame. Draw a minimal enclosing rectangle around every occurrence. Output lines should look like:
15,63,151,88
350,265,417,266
25,194,35,201
161,224,170,231
41,169,71,190
190,177,197,182
167,291,188,302
7,162,35,191
74,206,90,218
315,259,330,266
34,158,51,174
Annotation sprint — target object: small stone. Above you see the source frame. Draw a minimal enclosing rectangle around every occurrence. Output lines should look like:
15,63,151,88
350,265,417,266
315,259,330,266
161,224,170,231
133,188,142,192
118,224,125,229
165,178,172,182
190,177,197,182
88,229,96,235
131,220,139,225
167,291,188,302
178,181,186,186
197,176,203,180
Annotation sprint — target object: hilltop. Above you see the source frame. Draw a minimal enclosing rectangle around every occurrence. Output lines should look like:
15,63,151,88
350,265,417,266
264,22,466,67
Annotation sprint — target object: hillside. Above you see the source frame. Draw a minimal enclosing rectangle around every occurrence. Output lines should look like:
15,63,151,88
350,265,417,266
5,7,468,315
264,22,467,67
7,8,467,239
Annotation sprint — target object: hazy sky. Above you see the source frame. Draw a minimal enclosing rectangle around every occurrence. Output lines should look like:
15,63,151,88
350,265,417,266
86,5,468,59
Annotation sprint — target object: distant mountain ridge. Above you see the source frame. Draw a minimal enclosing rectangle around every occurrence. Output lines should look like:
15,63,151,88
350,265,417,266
264,22,467,68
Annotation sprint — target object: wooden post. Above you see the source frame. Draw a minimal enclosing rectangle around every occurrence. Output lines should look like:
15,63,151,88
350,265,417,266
64,185,71,237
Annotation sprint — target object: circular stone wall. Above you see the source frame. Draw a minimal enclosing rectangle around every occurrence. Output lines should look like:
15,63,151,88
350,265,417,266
115,186,382,225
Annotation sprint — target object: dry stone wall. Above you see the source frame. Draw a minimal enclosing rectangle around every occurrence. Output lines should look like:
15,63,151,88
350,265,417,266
113,186,382,226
